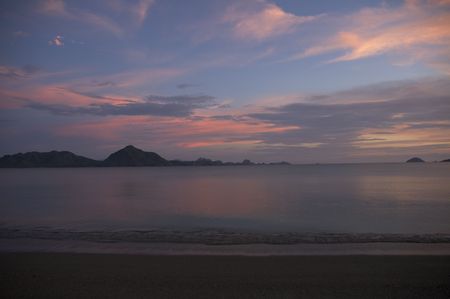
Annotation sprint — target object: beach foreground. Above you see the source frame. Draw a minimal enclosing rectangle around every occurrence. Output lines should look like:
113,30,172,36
1,253,449,298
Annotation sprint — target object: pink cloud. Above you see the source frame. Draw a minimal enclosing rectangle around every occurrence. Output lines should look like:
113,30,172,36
223,1,317,41
55,115,300,150
180,140,263,149
48,35,64,46
292,0,450,73
1,84,133,108
0,65,187,112
0,89,27,109
159,118,299,141
40,0,65,14
353,121,450,150
56,116,149,140
26,85,101,106
131,0,155,26
331,15,450,63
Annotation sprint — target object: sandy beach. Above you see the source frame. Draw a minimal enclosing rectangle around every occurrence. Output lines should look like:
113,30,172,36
1,253,449,298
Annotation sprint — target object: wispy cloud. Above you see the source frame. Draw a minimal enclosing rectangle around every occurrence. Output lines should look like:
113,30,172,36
27,94,216,117
353,121,450,149
180,139,263,149
55,115,299,155
107,0,155,26
0,65,42,80
4,76,448,162
40,0,124,36
290,0,450,73
223,0,318,41
39,0,155,37
98,68,186,89
12,31,30,38
0,66,187,110
130,0,155,26
247,77,450,155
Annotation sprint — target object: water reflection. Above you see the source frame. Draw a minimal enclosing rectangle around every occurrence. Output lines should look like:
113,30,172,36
0,164,449,233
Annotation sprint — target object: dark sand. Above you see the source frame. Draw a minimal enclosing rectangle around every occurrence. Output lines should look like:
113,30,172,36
1,253,449,298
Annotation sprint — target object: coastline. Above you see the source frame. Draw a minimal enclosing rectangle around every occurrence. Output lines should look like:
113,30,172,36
2,238,450,256
2,253,449,298
2,227,450,244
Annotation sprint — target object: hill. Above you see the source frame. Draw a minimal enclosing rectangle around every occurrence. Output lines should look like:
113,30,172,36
103,145,168,166
0,145,290,168
0,151,98,168
406,157,425,163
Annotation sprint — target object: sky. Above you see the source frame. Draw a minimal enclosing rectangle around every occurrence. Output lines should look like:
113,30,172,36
0,0,449,163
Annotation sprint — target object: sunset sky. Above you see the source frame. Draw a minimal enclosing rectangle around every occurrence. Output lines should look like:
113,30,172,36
1,0,449,163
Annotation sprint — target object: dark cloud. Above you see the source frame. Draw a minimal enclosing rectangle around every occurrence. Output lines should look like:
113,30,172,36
62,88,136,104
93,81,116,87
27,94,216,117
215,102,232,109
250,97,449,137
176,83,198,89
145,94,213,105
245,78,450,149
210,114,250,121
4,78,450,163
299,78,450,105
0,64,42,80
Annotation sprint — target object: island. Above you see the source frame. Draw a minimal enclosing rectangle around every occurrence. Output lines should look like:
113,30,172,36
0,145,290,168
406,157,425,163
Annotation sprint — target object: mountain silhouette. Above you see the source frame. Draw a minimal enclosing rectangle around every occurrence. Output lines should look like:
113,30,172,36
103,145,168,166
0,151,98,168
0,145,286,168
406,157,425,163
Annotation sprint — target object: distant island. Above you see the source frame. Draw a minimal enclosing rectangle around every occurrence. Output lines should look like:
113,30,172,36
406,157,425,163
405,157,450,163
1,147,449,168
0,145,291,168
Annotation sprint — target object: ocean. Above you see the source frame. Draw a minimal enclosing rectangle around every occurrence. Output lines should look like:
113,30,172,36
1,163,450,254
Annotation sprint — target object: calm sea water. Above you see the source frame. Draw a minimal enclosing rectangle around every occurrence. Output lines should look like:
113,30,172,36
1,163,449,235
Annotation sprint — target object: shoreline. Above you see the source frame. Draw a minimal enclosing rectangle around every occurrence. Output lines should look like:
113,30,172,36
2,252,449,298
2,238,450,256
2,227,450,244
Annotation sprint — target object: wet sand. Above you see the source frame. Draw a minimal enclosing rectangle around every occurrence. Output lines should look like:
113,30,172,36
1,253,450,298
